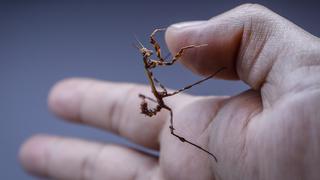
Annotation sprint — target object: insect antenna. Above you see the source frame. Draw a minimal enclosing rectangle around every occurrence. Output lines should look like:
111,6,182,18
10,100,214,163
133,34,145,49
132,43,141,50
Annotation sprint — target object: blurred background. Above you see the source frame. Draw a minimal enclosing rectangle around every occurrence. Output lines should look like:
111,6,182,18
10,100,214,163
1,0,319,179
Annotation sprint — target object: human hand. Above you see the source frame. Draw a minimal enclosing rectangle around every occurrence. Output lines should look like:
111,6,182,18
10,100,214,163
20,4,320,180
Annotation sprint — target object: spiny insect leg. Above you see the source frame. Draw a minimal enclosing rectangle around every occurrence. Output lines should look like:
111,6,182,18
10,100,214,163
139,94,162,117
164,106,218,162
150,28,166,61
162,44,208,66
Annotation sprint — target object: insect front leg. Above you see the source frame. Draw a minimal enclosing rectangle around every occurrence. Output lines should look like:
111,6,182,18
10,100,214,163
139,94,162,117
149,28,166,61
150,44,207,67
162,44,208,66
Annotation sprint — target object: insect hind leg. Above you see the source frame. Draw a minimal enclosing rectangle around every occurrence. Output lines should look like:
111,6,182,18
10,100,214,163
165,67,226,97
164,106,218,162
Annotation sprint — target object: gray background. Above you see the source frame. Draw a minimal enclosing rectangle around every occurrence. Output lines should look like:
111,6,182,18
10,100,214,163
1,0,319,179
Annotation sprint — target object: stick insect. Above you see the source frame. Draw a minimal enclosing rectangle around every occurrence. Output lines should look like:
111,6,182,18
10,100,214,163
134,28,225,162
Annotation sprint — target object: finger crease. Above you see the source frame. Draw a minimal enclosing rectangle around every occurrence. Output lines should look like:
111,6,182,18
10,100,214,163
112,85,138,136
81,145,105,180
78,81,97,124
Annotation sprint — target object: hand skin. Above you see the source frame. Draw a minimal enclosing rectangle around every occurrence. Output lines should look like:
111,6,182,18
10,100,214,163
19,4,320,180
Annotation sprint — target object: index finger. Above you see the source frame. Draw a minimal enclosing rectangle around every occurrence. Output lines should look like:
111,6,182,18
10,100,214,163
48,78,191,149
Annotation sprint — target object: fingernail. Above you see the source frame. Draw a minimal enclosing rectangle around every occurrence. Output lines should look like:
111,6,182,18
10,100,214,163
170,21,206,29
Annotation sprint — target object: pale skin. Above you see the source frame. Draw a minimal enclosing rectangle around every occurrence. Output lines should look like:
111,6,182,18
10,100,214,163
19,4,320,180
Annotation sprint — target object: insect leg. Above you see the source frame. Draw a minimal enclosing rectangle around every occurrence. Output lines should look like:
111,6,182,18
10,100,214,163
148,71,167,94
139,94,162,117
150,28,166,61
150,71,168,94
153,76,168,94
164,106,218,162
163,44,208,66
165,67,226,97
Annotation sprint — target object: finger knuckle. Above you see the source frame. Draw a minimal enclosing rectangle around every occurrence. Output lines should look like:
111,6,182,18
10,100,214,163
235,3,275,24
237,3,268,13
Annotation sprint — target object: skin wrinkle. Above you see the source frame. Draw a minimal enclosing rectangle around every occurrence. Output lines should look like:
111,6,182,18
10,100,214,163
204,97,225,130
231,25,243,80
196,127,212,158
242,91,262,130
271,66,320,107
304,100,317,179
212,90,262,179
182,96,224,134
236,5,279,90
107,85,119,134
207,99,226,180
118,84,164,149
80,144,105,180
275,95,314,179
240,19,267,89
208,97,231,179
235,10,281,108
247,27,270,89
295,110,309,180
173,97,215,148
130,162,139,180
111,84,137,136
157,95,190,150
78,80,98,125
262,24,317,104
240,96,262,162
260,45,288,107
153,167,165,180
202,97,226,159
134,155,156,180
157,94,189,148
94,145,115,179
42,137,61,178
80,152,92,180
258,48,282,108
237,17,252,83
81,145,108,180
131,151,145,180
237,92,262,163
46,137,67,179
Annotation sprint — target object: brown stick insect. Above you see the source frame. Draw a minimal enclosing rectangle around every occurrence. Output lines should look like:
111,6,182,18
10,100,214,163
134,28,225,162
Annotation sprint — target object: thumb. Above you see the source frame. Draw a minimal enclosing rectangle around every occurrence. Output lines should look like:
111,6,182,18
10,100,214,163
165,4,320,101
